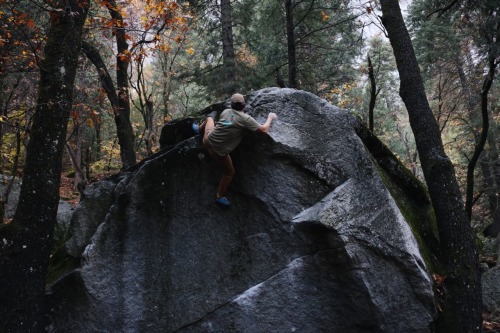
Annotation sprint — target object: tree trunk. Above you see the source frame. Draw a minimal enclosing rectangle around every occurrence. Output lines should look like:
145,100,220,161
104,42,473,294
68,111,86,188
0,73,6,218
145,100,155,156
220,0,236,95
130,56,155,156
368,54,376,132
483,129,500,236
0,1,89,332
0,73,5,171
465,55,497,219
65,142,86,188
379,1,482,332
103,0,136,169
81,40,136,169
0,124,21,221
285,0,298,89
94,110,102,161
162,66,171,123
158,47,182,123
455,61,484,219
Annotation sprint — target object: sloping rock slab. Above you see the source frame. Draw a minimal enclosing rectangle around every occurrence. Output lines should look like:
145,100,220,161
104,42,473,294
47,88,435,332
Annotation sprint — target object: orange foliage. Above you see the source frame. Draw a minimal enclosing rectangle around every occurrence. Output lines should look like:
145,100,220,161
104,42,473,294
0,2,43,74
91,0,191,60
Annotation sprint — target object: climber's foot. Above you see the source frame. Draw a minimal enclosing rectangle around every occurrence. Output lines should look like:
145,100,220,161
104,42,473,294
215,196,231,208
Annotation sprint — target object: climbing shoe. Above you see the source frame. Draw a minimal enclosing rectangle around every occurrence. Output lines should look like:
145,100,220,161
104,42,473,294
192,122,200,134
215,196,231,208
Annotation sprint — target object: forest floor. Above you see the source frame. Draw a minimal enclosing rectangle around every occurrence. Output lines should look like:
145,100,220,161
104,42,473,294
59,171,117,207
484,313,500,332
59,175,80,207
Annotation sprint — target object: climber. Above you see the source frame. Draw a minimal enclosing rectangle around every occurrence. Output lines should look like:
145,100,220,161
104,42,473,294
200,93,277,208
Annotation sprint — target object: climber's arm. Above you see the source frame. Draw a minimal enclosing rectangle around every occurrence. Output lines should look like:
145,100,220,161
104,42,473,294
256,113,277,134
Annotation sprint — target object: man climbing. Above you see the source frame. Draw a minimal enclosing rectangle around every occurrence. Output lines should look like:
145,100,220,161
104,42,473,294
200,93,277,208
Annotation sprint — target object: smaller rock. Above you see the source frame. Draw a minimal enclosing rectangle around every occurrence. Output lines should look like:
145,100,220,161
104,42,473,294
483,266,500,316
159,117,200,150
0,174,22,218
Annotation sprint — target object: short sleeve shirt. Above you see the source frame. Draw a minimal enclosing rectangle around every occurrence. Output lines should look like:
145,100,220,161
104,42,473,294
207,109,260,156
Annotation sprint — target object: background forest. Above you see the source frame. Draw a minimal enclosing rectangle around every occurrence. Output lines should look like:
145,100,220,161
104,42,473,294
2,0,497,233
0,0,499,332
0,1,499,239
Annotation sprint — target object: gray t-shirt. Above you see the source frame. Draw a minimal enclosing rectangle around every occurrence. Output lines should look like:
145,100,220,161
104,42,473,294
207,109,260,156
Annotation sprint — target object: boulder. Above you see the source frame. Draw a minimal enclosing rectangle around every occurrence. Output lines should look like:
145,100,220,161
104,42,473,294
1,174,74,226
483,266,500,319
159,117,200,150
0,174,22,218
47,88,436,332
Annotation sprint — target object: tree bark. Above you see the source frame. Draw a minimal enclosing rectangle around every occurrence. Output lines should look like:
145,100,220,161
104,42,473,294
103,0,136,169
131,56,155,155
81,41,119,108
0,124,21,221
367,54,376,132
161,57,172,123
285,0,298,89
81,40,136,169
65,142,86,188
158,40,184,123
0,74,5,169
465,55,497,219
378,1,482,332
145,100,155,155
0,1,89,331
483,129,500,236
220,0,236,95
0,73,6,218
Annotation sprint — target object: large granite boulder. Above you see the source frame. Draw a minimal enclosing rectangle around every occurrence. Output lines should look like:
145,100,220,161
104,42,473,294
47,88,437,332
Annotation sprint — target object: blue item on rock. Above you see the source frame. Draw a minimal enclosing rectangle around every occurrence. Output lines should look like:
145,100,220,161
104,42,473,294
215,196,231,207
192,122,199,134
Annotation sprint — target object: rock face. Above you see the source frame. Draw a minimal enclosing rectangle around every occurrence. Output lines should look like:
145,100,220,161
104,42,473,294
483,266,500,316
1,174,73,225
159,117,199,150
48,88,436,332
0,174,22,218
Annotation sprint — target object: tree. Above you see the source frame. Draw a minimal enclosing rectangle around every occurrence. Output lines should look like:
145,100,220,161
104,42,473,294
359,36,418,174
378,0,482,331
285,0,299,88
174,0,240,99
459,1,500,225
410,0,500,231
0,1,89,332
249,0,363,95
155,34,189,121
81,39,137,168
180,0,362,100
0,0,42,177
101,0,137,169
125,0,191,152
465,42,498,220
220,0,236,94
367,54,378,132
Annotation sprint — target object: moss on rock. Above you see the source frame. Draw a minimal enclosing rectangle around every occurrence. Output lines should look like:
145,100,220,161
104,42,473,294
354,117,441,273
